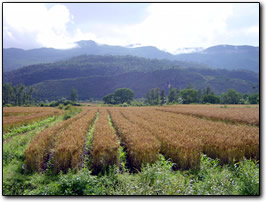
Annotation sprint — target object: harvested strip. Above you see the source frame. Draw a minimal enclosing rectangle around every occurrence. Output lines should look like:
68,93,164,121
3,107,62,133
4,112,32,117
3,116,56,142
53,109,97,173
91,109,120,173
4,106,56,113
109,108,160,171
158,105,259,126
24,108,89,172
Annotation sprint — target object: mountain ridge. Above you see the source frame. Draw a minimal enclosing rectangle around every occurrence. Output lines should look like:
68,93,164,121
3,40,259,72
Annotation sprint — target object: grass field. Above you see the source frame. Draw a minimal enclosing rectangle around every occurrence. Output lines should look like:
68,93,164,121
2,105,260,195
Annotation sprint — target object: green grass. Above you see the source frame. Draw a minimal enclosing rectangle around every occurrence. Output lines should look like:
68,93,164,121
62,106,81,120
83,112,99,169
2,116,64,195
3,153,259,195
3,116,63,167
108,114,127,172
3,116,57,141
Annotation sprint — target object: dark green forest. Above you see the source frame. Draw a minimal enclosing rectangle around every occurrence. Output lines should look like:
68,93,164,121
3,54,259,104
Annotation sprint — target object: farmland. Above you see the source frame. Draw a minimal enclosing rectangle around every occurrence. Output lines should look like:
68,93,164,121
3,107,62,133
2,105,259,195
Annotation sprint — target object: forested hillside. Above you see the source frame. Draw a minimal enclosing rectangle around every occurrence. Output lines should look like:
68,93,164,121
4,55,259,101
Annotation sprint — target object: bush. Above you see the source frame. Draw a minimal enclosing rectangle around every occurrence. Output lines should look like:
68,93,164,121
64,104,72,110
58,104,64,110
4,104,13,107
120,102,129,107
49,101,58,107
27,169,104,195
233,160,259,195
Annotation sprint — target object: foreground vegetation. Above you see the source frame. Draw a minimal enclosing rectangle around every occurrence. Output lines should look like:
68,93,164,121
2,105,259,195
3,154,259,195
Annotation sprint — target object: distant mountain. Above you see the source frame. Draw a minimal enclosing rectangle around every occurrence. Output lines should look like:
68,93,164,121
3,40,173,72
173,47,204,54
174,45,259,72
3,41,259,72
4,55,259,101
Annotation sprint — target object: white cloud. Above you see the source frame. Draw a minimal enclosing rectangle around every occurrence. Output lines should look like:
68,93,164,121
3,3,131,49
243,25,259,35
3,26,15,39
3,3,259,52
122,3,234,53
4,3,77,49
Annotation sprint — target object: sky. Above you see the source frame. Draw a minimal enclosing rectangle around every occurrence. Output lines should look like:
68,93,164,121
3,2,259,54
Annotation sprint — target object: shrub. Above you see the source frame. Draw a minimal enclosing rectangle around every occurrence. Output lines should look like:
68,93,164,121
58,104,64,110
64,104,72,110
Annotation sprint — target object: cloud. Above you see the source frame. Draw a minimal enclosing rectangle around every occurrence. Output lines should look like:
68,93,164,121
4,3,76,49
3,3,259,52
243,25,259,35
122,3,234,53
3,3,132,49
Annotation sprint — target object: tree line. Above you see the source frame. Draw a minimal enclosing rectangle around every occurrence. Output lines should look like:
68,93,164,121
3,83,259,107
3,83,34,106
102,86,259,106
3,83,80,107
144,84,259,105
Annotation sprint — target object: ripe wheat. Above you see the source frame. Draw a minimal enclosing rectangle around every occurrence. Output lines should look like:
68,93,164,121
109,108,160,170
53,109,97,173
24,108,90,172
90,109,120,173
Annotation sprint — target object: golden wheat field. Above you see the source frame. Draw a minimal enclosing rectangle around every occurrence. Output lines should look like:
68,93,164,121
3,105,259,174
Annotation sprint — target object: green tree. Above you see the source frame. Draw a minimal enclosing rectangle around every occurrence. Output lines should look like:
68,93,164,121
167,87,177,104
14,84,25,106
70,88,78,102
160,89,166,105
197,89,202,103
3,83,36,106
248,93,259,104
204,85,214,95
201,94,220,104
103,93,115,104
180,89,198,104
113,88,135,104
28,86,34,104
186,83,194,89
221,89,242,104
145,88,161,105
201,85,220,104
3,83,15,105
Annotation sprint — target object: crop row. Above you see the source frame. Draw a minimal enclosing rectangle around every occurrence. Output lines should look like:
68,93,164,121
119,108,201,170
158,105,259,126
90,109,120,173
109,108,160,170
24,108,93,172
53,109,97,173
120,108,259,168
3,107,62,133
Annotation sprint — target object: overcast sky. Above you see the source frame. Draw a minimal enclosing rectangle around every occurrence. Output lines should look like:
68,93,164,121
3,2,259,53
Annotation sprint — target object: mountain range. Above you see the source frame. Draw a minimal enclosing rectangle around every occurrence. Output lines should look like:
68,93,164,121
3,40,259,72
3,54,259,101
